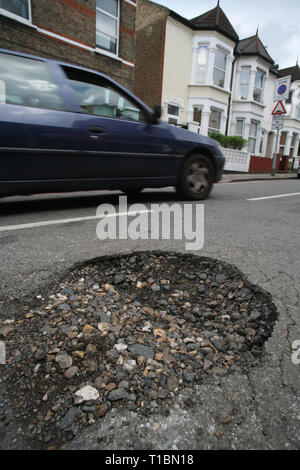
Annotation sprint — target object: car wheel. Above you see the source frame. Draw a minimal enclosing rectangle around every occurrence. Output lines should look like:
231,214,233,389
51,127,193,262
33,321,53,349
176,154,214,200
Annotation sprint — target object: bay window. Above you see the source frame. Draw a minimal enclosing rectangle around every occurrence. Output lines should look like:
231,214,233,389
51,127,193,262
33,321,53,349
96,0,119,55
0,0,30,21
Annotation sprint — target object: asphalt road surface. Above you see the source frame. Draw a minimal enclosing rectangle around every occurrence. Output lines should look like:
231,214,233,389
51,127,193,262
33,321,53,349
0,179,299,449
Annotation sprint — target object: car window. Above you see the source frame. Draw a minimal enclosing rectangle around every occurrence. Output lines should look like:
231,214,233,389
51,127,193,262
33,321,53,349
62,66,147,122
0,52,65,110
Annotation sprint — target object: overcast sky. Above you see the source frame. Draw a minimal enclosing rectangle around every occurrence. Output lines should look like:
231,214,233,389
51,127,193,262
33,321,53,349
151,0,300,69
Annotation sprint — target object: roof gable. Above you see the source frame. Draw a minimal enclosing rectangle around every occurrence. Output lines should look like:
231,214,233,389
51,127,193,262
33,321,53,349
190,4,239,43
237,35,274,65
278,64,300,82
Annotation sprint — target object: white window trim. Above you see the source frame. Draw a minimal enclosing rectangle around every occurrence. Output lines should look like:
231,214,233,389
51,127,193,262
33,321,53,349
95,47,122,62
239,66,251,100
208,107,222,133
253,69,266,104
235,118,245,137
96,0,120,57
123,0,136,7
248,120,259,153
213,48,227,89
195,44,208,84
0,0,32,26
192,105,203,125
166,103,180,125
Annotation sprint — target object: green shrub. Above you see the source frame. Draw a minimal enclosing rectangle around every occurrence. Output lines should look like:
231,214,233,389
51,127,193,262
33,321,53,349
208,131,247,150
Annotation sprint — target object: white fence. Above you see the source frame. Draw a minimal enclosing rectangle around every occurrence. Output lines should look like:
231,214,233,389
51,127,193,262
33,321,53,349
187,123,251,172
222,148,250,173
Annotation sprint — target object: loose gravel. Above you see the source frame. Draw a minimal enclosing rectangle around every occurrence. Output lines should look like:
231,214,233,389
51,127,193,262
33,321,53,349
0,252,278,449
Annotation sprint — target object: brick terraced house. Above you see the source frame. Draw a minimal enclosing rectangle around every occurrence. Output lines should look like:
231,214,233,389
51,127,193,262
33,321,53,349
0,0,136,90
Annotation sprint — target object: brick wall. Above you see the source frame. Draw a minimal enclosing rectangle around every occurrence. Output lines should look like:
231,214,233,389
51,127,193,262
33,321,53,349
134,0,169,108
0,0,136,90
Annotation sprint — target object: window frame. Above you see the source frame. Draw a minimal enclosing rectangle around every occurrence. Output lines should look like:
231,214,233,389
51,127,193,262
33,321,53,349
208,108,222,134
213,48,227,89
253,69,265,103
0,51,66,111
166,103,180,126
248,120,259,154
196,45,208,84
0,0,32,25
192,105,202,126
96,0,120,57
239,66,250,100
62,65,148,123
235,118,244,137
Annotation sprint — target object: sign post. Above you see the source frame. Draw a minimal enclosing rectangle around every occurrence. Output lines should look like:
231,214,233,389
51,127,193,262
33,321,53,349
271,77,291,176
271,102,287,176
271,128,281,176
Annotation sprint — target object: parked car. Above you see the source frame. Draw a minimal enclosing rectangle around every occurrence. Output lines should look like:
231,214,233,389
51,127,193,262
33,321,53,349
297,162,300,179
0,49,225,200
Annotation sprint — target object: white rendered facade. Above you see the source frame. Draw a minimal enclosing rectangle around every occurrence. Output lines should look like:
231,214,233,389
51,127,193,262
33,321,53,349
161,17,235,138
159,16,300,161
229,55,277,156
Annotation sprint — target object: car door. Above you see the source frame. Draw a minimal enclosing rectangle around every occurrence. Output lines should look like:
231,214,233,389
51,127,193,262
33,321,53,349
0,51,83,182
60,65,180,183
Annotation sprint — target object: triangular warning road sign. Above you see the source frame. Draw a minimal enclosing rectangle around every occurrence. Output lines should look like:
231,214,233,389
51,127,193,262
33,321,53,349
272,101,286,115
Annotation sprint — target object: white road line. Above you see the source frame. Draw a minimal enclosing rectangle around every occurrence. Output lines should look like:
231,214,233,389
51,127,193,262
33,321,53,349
247,192,300,201
0,210,153,233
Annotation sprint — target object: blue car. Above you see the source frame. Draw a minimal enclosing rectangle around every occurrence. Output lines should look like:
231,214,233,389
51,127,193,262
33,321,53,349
0,49,225,200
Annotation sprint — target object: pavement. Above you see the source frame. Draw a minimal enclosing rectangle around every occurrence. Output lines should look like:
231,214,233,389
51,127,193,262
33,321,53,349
222,171,297,183
0,175,299,450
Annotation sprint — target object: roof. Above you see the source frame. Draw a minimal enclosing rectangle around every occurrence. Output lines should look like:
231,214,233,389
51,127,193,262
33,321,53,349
278,64,300,82
168,3,239,43
190,4,239,43
237,34,274,65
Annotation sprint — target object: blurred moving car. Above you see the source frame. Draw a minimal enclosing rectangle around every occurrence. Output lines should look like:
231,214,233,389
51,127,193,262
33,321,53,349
0,49,225,200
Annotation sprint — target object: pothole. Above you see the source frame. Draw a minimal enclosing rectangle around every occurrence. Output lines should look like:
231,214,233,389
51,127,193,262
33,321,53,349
0,252,278,449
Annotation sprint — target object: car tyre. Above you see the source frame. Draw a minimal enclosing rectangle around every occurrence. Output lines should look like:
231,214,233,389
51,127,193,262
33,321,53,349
176,154,214,200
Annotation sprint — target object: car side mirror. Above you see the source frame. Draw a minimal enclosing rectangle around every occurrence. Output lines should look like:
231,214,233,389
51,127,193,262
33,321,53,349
149,105,162,124
153,105,162,119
